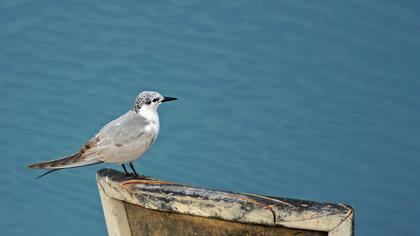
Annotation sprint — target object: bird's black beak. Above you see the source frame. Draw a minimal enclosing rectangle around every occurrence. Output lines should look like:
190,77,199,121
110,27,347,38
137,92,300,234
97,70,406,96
162,97,177,103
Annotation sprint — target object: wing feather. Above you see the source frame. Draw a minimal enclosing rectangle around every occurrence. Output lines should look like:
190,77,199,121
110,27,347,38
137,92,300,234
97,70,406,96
93,110,155,163
97,110,150,145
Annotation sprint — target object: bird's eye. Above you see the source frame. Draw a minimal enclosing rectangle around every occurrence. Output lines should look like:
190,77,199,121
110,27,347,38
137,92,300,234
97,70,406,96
152,98,159,102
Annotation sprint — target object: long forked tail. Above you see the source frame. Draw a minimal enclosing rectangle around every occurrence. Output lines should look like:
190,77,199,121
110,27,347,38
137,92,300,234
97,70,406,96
27,152,103,179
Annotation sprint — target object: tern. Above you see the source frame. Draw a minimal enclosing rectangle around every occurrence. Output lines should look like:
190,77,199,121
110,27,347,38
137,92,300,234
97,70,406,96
28,91,177,178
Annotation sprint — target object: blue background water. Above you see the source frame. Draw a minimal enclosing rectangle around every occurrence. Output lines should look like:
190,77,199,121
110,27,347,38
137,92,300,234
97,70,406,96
1,0,419,235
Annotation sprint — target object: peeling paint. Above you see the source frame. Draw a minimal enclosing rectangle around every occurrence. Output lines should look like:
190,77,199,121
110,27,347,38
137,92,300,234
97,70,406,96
96,169,354,236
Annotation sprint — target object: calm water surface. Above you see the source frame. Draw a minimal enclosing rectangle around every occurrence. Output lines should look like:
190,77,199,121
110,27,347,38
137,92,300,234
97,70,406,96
1,0,419,235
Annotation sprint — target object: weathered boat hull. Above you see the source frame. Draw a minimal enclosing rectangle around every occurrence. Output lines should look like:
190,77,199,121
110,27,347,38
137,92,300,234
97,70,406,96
96,169,353,236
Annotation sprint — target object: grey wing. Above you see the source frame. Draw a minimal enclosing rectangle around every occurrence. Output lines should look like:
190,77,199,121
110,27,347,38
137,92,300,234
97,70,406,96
98,110,150,144
93,110,156,163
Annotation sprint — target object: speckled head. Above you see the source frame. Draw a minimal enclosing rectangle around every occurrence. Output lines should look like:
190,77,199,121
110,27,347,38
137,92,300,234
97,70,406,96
133,91,177,112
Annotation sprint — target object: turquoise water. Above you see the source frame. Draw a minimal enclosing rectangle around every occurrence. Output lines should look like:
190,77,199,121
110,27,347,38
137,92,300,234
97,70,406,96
1,0,419,235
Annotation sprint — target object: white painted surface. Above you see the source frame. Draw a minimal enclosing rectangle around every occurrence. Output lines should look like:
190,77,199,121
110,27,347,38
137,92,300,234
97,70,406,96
97,182,132,236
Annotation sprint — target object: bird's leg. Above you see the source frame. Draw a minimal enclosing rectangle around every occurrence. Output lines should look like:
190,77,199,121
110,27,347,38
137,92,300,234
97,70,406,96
129,161,139,177
122,164,130,176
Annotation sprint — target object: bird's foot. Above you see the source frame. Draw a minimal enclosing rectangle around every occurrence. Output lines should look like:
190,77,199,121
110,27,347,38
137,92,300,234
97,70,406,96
124,172,143,179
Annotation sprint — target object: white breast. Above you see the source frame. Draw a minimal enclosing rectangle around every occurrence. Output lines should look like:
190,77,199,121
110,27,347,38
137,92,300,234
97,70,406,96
139,108,160,139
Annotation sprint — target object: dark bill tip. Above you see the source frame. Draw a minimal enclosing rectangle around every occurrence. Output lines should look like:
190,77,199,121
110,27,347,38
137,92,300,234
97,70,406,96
162,96,177,102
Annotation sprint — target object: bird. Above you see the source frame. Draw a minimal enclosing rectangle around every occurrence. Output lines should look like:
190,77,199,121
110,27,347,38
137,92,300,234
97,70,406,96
27,91,177,179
